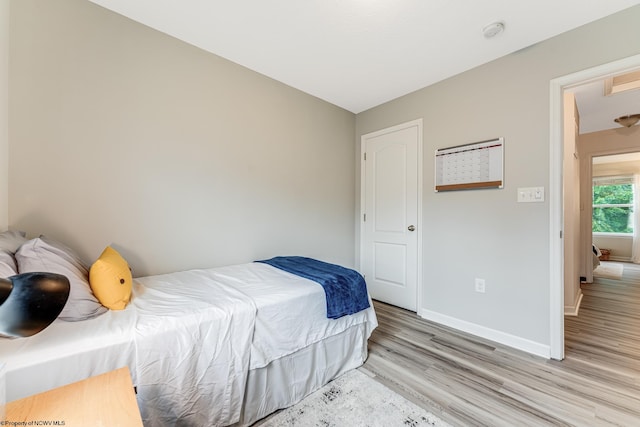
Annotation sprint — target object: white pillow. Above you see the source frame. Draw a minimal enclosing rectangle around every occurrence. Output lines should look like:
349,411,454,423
0,230,28,253
0,249,17,278
15,236,107,321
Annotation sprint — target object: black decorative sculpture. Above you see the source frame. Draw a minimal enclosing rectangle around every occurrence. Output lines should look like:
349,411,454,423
0,272,70,338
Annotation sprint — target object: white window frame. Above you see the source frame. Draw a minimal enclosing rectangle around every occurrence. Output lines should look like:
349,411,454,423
592,175,634,236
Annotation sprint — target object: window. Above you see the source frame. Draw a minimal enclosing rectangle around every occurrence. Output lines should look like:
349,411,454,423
592,176,634,234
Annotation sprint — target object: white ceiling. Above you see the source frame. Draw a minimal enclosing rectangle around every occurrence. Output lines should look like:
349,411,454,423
88,0,640,114
569,79,640,134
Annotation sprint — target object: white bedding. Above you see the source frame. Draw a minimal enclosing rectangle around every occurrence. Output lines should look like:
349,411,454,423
0,262,377,426
1,268,257,426
133,269,257,426
212,262,377,369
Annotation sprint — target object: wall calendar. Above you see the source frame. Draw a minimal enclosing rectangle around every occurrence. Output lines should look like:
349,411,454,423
435,137,504,192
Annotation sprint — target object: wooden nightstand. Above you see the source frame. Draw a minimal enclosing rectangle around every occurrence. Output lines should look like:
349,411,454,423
5,367,143,426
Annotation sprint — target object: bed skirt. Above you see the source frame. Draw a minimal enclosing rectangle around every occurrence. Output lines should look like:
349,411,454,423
237,323,369,426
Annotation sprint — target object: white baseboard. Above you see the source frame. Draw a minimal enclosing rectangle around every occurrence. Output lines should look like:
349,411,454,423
418,308,550,359
564,291,583,317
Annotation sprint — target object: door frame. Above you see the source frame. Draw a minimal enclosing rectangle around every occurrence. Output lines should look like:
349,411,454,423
549,53,640,360
359,118,423,311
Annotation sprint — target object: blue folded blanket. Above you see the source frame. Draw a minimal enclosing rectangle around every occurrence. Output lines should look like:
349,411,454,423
256,256,370,319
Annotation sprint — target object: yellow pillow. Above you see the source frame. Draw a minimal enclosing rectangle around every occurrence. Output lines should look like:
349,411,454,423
89,246,132,310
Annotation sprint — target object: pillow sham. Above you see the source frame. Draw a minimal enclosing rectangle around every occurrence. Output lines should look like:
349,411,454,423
15,236,107,321
89,246,132,310
0,230,28,253
0,249,18,278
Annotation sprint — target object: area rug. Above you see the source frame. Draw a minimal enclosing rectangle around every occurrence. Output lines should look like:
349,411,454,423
259,369,452,427
593,262,624,280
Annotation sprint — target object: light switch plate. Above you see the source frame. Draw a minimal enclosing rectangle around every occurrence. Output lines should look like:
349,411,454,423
517,187,545,203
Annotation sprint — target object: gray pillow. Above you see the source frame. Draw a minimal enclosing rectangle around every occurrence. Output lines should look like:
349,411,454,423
15,236,107,321
0,249,17,278
0,230,28,253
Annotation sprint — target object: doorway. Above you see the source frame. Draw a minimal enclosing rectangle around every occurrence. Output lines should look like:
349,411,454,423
591,153,640,269
550,53,640,360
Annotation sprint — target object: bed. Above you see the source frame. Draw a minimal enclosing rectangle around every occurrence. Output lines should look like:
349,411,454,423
0,255,377,426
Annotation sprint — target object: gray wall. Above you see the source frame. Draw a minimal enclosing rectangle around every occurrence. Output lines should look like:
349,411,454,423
355,6,640,348
8,0,356,276
8,0,640,354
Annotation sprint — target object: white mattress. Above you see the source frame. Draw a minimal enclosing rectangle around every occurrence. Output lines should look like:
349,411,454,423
0,262,378,426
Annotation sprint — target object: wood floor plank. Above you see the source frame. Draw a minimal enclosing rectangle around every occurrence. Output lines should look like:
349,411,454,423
361,262,640,426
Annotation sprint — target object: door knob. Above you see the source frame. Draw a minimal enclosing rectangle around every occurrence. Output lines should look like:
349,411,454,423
407,225,415,231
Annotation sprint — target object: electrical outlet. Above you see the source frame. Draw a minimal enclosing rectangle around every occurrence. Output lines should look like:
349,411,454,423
475,278,486,293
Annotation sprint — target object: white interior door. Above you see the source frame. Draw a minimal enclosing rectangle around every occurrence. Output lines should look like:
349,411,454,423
361,120,421,311
563,91,582,313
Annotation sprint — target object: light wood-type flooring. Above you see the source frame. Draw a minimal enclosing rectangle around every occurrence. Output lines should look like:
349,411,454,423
361,262,640,426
